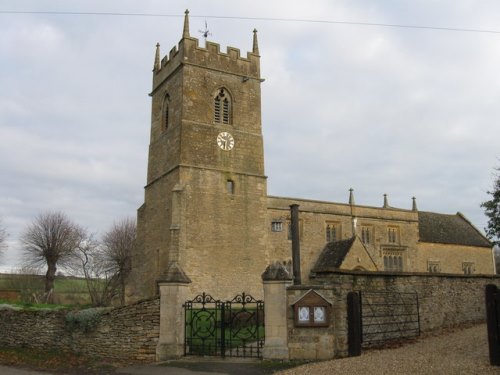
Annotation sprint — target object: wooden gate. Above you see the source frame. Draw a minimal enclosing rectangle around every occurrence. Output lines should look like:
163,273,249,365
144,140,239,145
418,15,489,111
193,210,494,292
486,284,500,366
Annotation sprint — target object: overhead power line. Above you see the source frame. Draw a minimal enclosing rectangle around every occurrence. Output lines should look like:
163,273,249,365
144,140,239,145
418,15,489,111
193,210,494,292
1,10,500,35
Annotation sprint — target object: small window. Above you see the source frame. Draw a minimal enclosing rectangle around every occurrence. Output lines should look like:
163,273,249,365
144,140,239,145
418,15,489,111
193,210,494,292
214,88,231,124
428,261,441,273
387,227,399,243
271,221,283,232
361,226,371,244
226,180,234,194
326,223,340,243
462,262,475,275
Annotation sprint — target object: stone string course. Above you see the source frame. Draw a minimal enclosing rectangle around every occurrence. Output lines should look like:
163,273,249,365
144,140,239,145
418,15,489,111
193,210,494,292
0,298,160,362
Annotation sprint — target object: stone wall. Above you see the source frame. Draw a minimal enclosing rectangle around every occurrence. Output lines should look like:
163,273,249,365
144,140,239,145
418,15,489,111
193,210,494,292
285,271,500,360
0,298,160,362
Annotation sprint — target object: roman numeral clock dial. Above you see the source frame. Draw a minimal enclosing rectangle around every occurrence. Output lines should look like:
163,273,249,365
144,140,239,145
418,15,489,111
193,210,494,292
217,132,235,151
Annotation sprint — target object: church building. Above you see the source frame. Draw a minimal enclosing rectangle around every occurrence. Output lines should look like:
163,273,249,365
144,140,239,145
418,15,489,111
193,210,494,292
127,11,493,302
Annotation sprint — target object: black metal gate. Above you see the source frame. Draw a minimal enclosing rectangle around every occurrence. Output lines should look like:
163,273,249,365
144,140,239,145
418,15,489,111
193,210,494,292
184,292,265,358
360,290,420,347
486,284,500,366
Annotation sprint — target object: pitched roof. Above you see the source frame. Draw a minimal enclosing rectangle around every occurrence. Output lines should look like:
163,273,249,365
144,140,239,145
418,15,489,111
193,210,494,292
313,237,356,272
418,211,491,247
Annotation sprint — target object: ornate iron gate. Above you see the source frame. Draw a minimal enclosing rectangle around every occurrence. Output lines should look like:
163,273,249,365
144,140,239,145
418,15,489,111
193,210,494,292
360,291,420,347
184,292,265,358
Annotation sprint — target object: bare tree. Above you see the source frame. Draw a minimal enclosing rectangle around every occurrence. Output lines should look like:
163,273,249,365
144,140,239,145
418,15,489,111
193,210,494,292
101,218,136,305
21,211,84,303
68,237,120,307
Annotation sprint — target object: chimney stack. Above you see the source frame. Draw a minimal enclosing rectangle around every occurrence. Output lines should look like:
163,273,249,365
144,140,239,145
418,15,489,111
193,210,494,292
290,204,301,285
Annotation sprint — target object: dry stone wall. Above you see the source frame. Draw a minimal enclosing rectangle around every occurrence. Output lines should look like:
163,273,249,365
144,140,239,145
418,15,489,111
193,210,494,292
286,272,500,360
0,298,160,362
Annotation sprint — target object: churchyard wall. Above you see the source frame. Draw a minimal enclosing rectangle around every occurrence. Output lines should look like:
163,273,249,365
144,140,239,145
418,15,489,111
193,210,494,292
0,298,160,362
285,271,500,360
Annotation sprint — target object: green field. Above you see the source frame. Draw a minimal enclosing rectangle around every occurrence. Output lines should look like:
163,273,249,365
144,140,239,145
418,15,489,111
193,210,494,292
0,273,91,305
0,273,88,292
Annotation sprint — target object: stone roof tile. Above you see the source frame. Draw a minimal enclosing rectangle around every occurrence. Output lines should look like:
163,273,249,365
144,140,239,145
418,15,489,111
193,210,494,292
313,237,356,272
418,211,491,247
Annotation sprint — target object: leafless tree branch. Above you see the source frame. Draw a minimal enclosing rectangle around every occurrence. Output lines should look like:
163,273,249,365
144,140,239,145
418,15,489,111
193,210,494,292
20,211,84,303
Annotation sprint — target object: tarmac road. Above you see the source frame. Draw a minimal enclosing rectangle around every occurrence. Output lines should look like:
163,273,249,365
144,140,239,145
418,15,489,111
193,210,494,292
0,358,281,375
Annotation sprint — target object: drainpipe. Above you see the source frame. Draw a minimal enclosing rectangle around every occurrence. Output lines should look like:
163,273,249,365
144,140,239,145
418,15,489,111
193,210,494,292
290,204,301,285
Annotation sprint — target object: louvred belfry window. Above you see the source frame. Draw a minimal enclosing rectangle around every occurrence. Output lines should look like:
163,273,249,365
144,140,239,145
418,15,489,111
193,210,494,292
214,88,231,124
214,97,221,123
222,98,230,124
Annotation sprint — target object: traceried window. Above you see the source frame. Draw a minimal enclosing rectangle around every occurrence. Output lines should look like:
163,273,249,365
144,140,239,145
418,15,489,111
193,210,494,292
387,227,399,244
271,221,283,232
326,223,340,243
361,226,372,244
214,88,231,124
462,262,475,275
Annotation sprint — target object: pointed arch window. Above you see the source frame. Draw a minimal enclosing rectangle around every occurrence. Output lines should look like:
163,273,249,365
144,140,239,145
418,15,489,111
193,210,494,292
214,88,231,124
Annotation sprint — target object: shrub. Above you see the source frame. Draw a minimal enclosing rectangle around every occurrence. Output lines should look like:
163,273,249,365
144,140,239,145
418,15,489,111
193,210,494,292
65,308,109,333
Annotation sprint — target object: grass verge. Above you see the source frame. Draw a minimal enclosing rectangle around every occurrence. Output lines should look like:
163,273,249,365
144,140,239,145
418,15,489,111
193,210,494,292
0,347,119,374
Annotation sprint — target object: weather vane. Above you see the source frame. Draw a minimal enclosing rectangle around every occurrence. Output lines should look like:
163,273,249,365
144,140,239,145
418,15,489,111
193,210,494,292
198,20,212,42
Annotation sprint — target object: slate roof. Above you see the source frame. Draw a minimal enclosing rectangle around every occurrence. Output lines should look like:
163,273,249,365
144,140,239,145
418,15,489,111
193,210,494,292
313,237,356,272
418,211,491,248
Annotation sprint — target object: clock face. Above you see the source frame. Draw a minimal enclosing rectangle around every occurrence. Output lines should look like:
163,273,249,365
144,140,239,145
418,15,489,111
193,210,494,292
217,132,235,151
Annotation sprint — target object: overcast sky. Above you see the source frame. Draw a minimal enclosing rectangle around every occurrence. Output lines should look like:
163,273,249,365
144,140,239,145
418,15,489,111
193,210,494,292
0,1,499,271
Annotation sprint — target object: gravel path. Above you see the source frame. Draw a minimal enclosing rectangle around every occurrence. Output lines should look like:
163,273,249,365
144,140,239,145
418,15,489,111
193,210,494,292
276,324,499,375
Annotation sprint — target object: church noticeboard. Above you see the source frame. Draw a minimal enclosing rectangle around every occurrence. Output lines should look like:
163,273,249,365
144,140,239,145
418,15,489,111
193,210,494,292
292,289,332,327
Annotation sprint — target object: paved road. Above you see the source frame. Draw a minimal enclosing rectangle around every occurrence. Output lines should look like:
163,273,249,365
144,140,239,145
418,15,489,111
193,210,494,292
118,358,284,375
1,358,283,375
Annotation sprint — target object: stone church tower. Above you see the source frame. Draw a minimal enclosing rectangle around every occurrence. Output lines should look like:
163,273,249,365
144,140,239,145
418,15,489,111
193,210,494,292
128,11,269,301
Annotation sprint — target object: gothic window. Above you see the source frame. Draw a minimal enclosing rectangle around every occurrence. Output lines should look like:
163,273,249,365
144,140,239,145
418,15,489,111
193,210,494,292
361,226,372,244
462,262,475,275
271,221,283,232
387,227,399,244
163,94,170,129
214,88,231,124
326,223,340,242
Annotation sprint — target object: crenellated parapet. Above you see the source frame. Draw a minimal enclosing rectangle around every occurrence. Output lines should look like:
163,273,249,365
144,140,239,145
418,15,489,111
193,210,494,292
152,10,260,93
